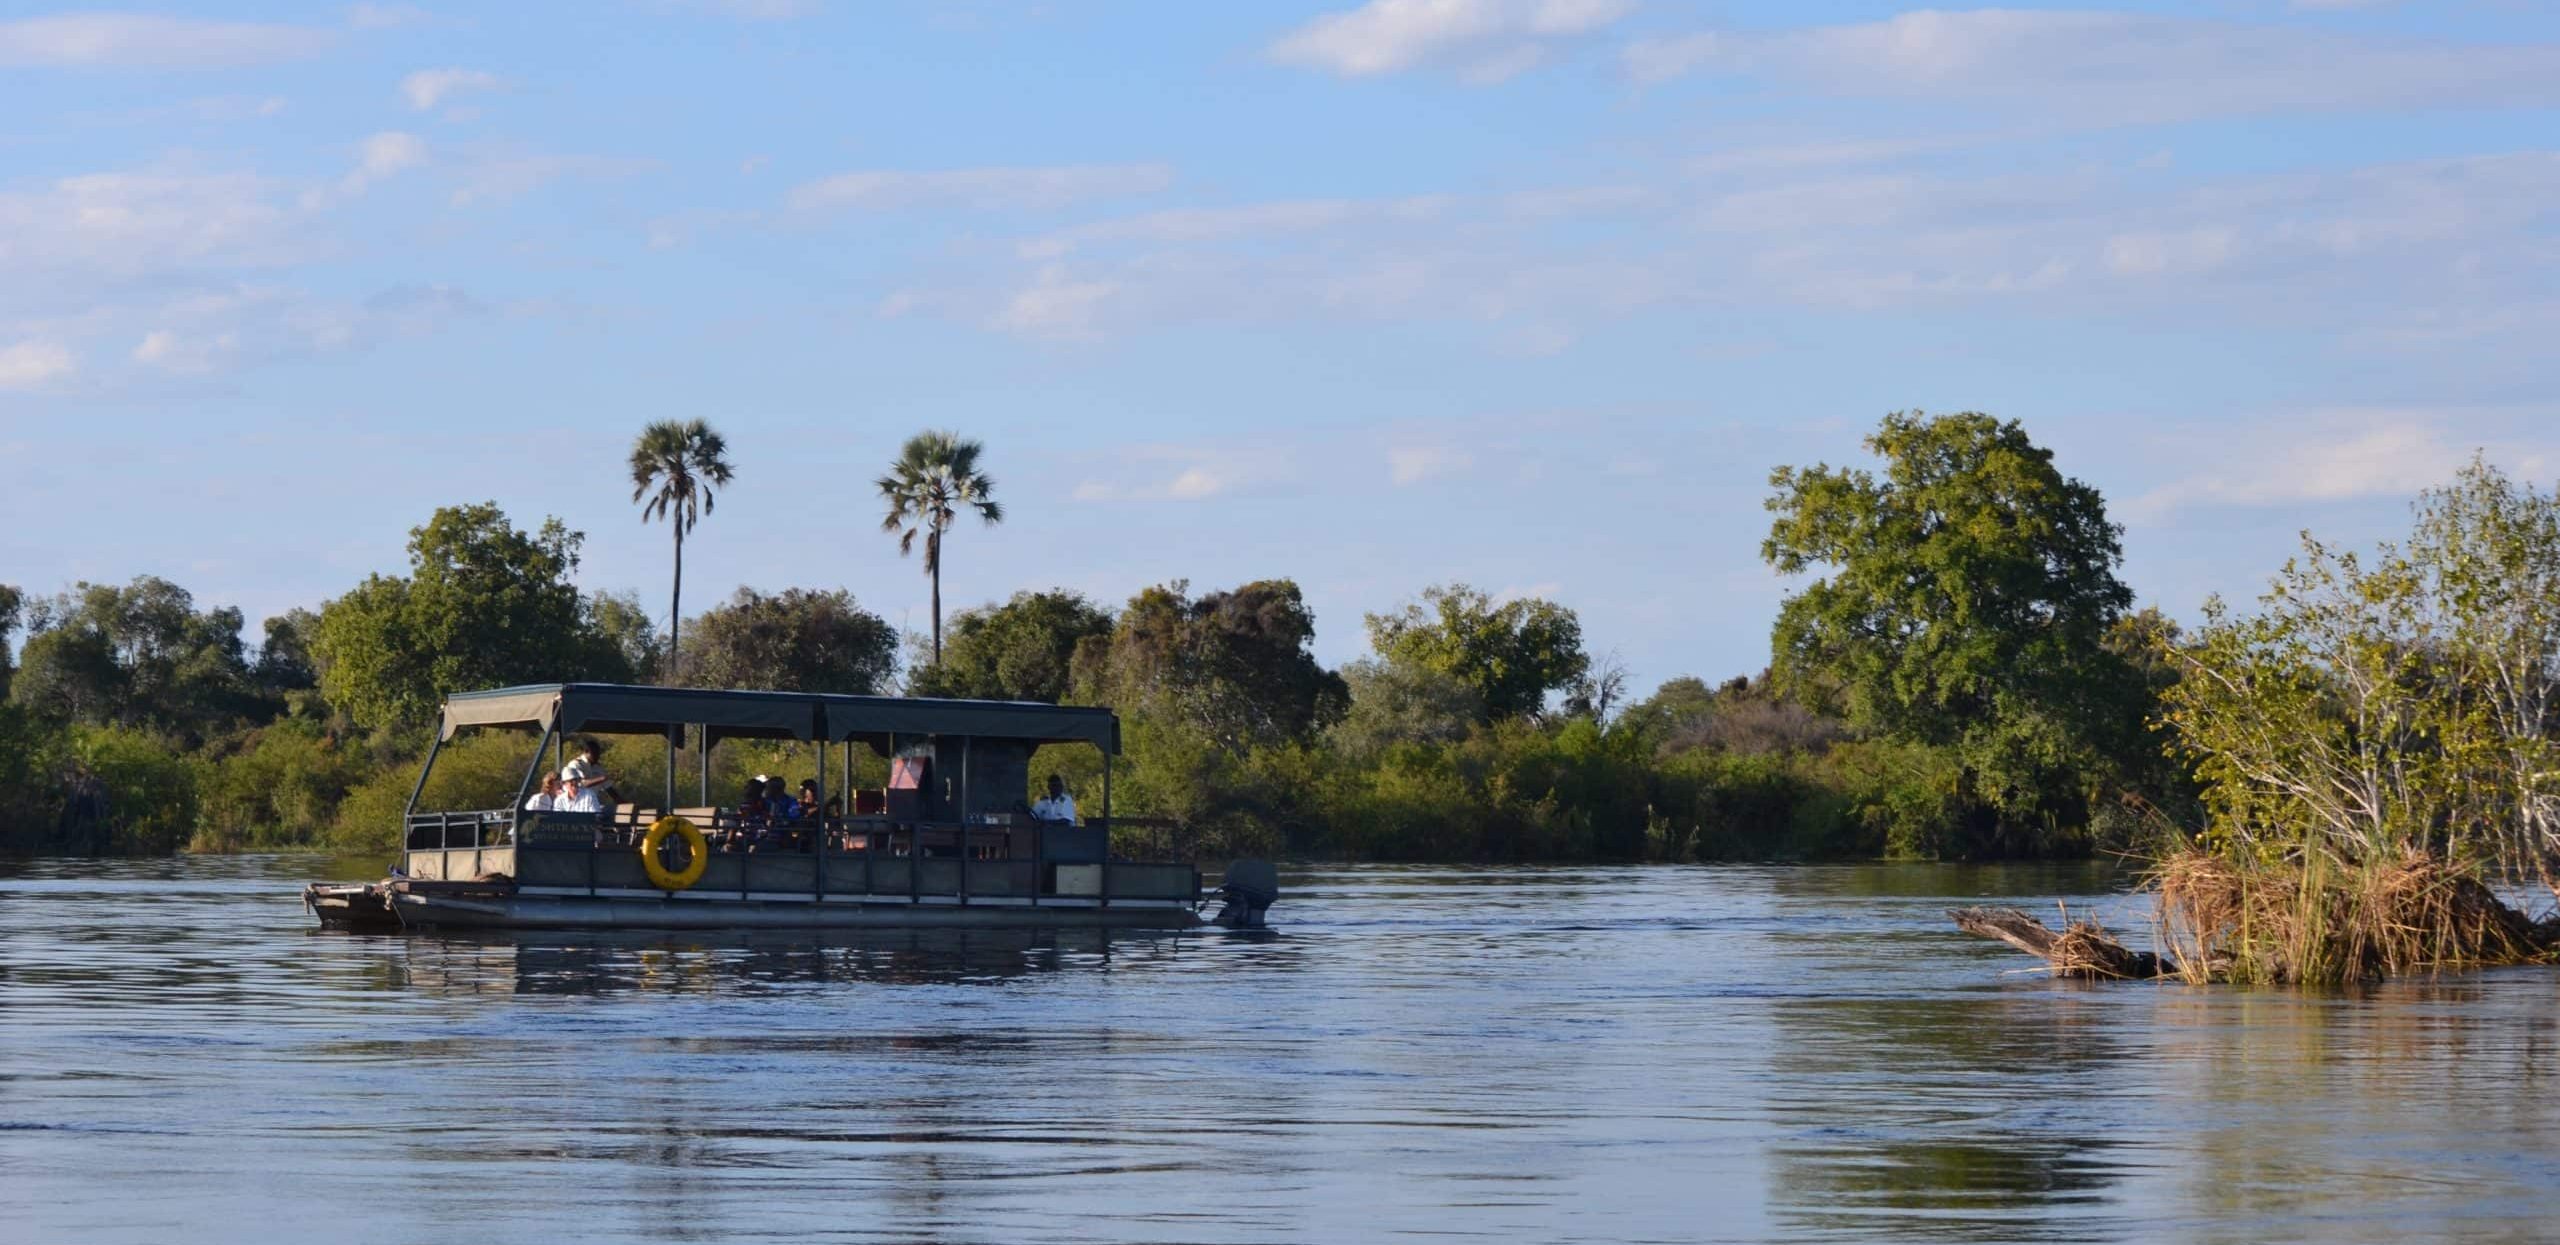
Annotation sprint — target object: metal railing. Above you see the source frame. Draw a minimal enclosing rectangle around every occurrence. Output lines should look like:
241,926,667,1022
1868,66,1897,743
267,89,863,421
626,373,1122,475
403,808,516,851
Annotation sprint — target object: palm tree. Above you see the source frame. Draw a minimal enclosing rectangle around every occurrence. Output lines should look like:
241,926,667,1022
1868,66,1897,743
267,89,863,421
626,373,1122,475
630,419,734,682
877,430,1002,664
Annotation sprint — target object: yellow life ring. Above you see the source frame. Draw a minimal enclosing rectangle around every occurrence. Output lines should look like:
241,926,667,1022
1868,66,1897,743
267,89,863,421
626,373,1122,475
639,816,709,891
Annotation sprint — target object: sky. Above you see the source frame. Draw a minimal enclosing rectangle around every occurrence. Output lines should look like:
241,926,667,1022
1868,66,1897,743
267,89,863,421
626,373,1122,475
2,0,2556,697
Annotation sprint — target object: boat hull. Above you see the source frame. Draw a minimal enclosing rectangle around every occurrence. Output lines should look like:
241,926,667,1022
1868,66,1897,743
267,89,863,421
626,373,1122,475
382,889,1202,931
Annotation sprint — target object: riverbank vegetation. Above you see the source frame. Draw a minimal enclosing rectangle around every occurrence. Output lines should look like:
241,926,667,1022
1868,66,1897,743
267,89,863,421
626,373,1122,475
12,412,2560,939
0,412,2172,860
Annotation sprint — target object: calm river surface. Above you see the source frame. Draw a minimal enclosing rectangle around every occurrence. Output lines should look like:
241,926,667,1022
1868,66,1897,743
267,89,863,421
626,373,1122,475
4,856,2558,1244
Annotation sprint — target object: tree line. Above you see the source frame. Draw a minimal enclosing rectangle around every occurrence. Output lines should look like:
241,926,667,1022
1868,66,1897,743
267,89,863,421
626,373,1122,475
12,410,2549,877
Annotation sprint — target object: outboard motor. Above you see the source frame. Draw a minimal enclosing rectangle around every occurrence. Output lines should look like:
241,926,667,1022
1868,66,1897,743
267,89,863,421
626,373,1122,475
1213,859,1279,929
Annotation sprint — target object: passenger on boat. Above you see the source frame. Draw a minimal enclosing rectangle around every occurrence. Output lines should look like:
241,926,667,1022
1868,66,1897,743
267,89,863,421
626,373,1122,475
561,739,615,803
798,778,821,814
766,776,801,821
523,772,561,811
555,772,606,814
1031,774,1077,824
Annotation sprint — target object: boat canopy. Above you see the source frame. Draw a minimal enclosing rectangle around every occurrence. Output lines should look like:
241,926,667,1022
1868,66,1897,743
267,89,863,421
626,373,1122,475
438,682,1120,753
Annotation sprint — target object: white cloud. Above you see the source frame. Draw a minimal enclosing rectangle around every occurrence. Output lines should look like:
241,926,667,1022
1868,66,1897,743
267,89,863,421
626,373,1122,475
131,328,238,374
347,4,432,29
1068,444,1290,502
788,164,1174,214
0,339,75,389
333,131,427,197
1624,11,2560,124
0,14,331,69
1021,196,1446,257
653,0,822,18
0,169,304,282
448,150,653,207
990,265,1119,340
401,67,501,111
1272,0,1633,82
2124,412,2517,519
1388,444,1473,484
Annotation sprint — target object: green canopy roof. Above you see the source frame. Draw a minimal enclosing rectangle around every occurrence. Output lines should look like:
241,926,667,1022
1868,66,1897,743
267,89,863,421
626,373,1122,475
439,683,1117,753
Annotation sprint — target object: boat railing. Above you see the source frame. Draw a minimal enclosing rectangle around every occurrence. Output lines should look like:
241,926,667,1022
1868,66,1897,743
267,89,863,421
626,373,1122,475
404,808,515,851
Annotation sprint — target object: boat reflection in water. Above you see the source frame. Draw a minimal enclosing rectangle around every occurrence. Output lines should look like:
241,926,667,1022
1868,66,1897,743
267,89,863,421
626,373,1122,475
375,925,1193,997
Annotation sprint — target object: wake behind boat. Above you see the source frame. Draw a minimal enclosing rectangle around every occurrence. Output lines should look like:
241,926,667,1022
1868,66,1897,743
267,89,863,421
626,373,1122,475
302,682,1279,932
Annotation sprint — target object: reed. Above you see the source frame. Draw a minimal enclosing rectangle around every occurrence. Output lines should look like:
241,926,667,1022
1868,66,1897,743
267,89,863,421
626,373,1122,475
2152,845,2552,985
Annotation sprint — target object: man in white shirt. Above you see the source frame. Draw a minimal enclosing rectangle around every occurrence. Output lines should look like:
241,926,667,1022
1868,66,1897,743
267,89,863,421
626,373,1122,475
561,740,613,800
1030,774,1076,824
556,773,606,814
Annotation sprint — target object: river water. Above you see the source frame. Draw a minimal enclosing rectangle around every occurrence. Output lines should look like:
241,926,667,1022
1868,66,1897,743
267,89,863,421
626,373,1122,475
4,856,2557,1244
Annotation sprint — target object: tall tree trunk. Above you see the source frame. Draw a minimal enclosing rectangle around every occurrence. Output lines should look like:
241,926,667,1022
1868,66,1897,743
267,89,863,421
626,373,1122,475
929,527,943,664
669,519,684,684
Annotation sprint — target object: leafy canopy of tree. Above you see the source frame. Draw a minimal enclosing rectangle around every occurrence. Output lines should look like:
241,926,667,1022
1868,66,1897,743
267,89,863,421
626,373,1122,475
0,583,22,699
311,502,632,729
588,590,666,685
681,587,897,694
877,430,1001,664
1762,411,2141,854
2162,458,2560,878
9,576,268,741
629,418,733,680
1325,656,1484,759
1364,584,1589,721
908,589,1113,703
1075,579,1348,752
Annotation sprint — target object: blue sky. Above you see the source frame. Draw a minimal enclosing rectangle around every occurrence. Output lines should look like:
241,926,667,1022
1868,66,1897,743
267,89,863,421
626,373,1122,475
3,1,2556,696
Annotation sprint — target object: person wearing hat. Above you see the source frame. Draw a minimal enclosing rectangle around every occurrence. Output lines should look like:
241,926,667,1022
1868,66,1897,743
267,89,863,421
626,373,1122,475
556,772,606,814
561,739,615,804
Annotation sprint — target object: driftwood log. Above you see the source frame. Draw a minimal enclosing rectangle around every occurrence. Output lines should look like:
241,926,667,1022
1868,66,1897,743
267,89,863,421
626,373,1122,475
1949,906,2168,979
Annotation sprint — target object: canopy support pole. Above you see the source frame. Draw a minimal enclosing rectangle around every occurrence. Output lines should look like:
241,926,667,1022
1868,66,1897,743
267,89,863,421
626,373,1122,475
664,725,679,815
404,720,449,848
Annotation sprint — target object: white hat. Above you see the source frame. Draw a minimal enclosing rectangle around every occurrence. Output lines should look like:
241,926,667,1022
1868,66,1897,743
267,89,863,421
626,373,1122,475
560,767,582,782
753,773,771,783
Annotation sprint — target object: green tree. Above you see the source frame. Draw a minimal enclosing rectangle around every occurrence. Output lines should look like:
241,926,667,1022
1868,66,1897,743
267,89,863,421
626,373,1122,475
630,418,734,682
312,503,629,729
1618,676,1726,748
909,589,1114,702
254,608,322,695
1364,584,1588,721
2162,457,2560,878
9,576,262,740
0,583,21,701
1077,579,1348,751
877,430,1002,664
1762,410,2140,855
683,587,898,693
1326,656,1483,759
588,590,665,684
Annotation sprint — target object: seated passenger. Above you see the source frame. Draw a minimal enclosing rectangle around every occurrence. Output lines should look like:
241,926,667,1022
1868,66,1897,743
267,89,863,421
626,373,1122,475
767,776,801,821
797,779,822,818
739,777,771,822
556,772,606,814
524,772,561,811
1031,773,1077,824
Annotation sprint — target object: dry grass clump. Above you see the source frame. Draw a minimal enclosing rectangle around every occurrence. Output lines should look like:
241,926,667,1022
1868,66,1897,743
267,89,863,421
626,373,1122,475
2152,845,2552,985
2047,918,2149,979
